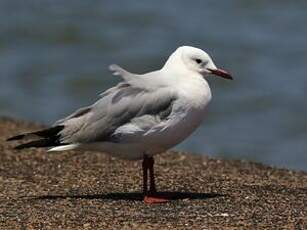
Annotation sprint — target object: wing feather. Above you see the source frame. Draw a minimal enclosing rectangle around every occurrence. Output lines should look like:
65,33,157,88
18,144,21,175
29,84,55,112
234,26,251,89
56,83,177,144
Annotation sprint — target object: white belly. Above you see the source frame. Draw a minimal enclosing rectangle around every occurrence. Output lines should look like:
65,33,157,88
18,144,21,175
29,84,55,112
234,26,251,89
79,108,207,160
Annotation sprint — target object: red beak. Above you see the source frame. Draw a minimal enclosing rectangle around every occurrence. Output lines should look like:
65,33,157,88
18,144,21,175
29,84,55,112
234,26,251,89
207,68,233,80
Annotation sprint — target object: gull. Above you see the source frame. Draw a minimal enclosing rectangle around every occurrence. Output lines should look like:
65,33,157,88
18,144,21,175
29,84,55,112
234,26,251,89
7,46,232,203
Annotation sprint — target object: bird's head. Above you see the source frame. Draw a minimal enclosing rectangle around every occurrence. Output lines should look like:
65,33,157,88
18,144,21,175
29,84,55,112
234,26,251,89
165,46,233,80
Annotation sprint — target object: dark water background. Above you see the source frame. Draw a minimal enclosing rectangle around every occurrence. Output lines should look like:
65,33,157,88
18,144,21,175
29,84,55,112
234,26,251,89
1,1,307,170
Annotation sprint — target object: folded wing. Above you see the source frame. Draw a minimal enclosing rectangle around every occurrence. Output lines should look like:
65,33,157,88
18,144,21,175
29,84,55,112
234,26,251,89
56,82,177,144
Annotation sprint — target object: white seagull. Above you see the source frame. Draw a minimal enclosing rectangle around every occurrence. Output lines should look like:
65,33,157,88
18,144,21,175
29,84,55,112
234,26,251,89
7,46,232,203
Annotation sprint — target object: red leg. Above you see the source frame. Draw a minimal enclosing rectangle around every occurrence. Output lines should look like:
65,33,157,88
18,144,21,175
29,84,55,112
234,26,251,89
148,156,156,194
142,156,148,195
143,156,169,204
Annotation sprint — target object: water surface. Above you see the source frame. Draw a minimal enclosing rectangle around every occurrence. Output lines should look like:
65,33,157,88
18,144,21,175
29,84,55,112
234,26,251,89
1,1,307,170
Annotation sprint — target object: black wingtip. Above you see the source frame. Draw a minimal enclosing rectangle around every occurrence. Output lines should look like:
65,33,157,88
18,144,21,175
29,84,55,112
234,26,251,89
12,139,55,150
14,144,25,150
7,134,26,141
6,125,65,142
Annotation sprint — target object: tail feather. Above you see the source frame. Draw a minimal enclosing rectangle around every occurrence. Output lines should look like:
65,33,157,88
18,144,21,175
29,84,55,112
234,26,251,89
48,144,80,152
7,134,27,141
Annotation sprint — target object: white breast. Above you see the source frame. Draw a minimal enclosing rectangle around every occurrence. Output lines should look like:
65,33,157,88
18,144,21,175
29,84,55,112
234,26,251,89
140,76,212,155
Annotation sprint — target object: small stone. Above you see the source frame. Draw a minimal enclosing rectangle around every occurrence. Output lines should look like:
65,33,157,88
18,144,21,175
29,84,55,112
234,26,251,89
83,223,91,228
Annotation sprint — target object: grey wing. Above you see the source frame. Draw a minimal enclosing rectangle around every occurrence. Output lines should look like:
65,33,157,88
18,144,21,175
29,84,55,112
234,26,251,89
56,83,177,144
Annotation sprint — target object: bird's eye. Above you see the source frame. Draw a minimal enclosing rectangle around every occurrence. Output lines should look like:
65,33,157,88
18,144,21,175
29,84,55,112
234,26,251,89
195,59,202,64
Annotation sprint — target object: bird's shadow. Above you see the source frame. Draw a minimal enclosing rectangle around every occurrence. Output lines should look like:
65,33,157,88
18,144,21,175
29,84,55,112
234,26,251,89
26,191,224,201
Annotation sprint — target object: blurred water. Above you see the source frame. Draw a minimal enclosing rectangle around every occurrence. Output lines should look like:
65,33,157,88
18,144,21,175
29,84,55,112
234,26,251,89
1,0,307,170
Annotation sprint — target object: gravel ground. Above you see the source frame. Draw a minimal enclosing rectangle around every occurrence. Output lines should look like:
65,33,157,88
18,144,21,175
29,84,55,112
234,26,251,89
0,117,306,229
